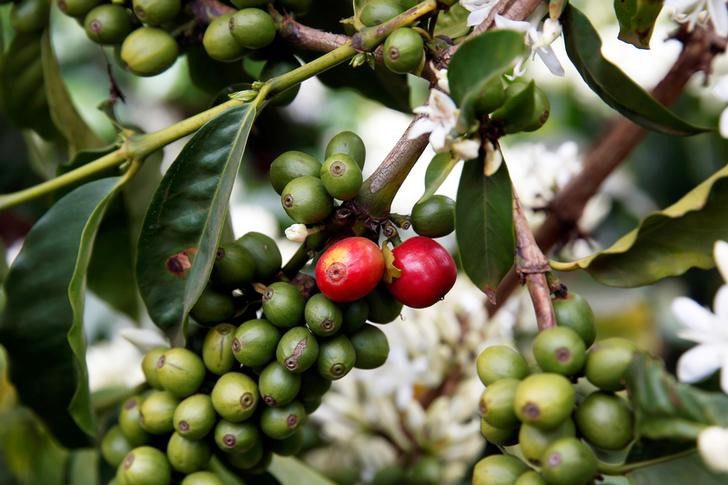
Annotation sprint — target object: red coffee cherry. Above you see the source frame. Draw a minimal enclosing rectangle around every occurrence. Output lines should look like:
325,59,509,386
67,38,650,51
315,237,385,303
386,236,456,308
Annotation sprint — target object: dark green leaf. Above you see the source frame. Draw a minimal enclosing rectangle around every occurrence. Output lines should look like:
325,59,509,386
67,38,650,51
614,0,663,49
627,453,727,484
137,105,256,333
550,164,728,287
562,5,710,136
269,456,336,485
456,156,514,302
0,177,128,447
422,153,458,200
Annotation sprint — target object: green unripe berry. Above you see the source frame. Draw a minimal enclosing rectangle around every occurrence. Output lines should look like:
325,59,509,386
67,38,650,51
405,456,441,485
232,318,281,367
260,57,303,106
157,348,206,398
84,5,133,45
365,285,403,324
325,131,366,169
58,0,101,18
411,195,455,238
173,394,216,440
11,0,49,33
532,327,586,376
575,392,634,450
190,287,235,325
260,401,306,439
202,324,236,375
269,151,321,194
514,373,575,430
141,347,166,389
139,390,178,434
211,372,259,422
541,437,597,485
119,396,149,445
341,300,369,334
267,429,305,456
234,232,282,281
259,361,301,406
491,80,550,134
359,0,403,26
320,154,363,201
281,176,334,224
298,370,332,408
132,0,180,26
519,419,576,465
476,345,529,386
514,471,547,485
276,326,319,373
226,440,264,470
585,337,637,391
262,282,305,328
203,13,247,62
350,324,389,369
181,471,224,485
214,419,259,453
472,75,507,115
383,27,424,74
553,293,596,347
119,446,171,485
480,419,518,446
101,426,133,467
305,293,343,337
212,243,256,288
166,432,211,474
317,334,356,380
472,455,528,485
480,378,519,428
229,8,275,50
121,27,178,76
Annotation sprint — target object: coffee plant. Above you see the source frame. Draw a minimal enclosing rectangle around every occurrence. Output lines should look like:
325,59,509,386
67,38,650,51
2,0,728,483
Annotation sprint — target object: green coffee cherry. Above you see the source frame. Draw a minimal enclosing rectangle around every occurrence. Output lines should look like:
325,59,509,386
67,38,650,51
267,428,305,456
553,293,596,347
190,287,235,325
532,327,586,376
320,154,363,201
173,394,216,440
383,28,424,74
342,300,369,334
141,347,166,389
480,419,518,446
541,437,597,485
211,372,259,421
260,57,303,105
119,396,149,446
269,151,321,194
139,390,178,434
481,378,519,428
514,471,547,485
365,285,403,324
260,401,306,439
262,282,305,328
203,13,247,62
411,195,455,238
58,0,100,18
519,419,576,465
157,348,206,398
214,419,259,453
202,324,236,375
514,373,574,429
490,80,550,134
101,425,133,467
472,75,507,115
121,27,179,76
230,0,267,7
212,243,256,288
235,232,282,281
305,293,343,337
350,324,389,369
325,131,366,169
259,361,301,406
360,0,403,26
83,5,133,45
585,337,637,391
166,432,211,474
406,456,441,485
226,440,264,470
181,471,224,485
281,176,334,224
119,446,171,485
11,0,49,33
472,455,528,485
232,318,281,367
317,334,356,380
132,0,180,26
476,345,529,386
575,392,634,450
298,370,332,402
276,326,319,373
230,8,276,49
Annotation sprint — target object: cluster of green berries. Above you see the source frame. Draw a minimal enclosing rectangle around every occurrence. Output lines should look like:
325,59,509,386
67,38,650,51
474,78,551,134
473,293,638,485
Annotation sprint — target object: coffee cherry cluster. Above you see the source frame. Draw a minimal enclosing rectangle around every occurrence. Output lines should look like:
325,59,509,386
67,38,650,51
473,293,638,485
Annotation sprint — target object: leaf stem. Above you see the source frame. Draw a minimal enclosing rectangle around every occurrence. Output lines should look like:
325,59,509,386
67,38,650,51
597,448,696,475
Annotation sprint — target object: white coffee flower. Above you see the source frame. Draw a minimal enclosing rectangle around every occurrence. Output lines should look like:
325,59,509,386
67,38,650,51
284,223,309,243
698,426,728,472
461,0,499,27
665,0,728,37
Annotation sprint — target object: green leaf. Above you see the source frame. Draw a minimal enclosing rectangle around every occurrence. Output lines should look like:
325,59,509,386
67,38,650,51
614,0,663,49
41,30,103,156
562,5,710,136
447,30,527,105
137,105,256,333
422,153,458,200
0,176,130,447
455,156,514,302
627,452,727,484
434,3,470,39
550,164,728,287
269,456,336,485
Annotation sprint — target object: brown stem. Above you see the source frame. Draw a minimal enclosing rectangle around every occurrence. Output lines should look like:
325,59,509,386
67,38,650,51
272,9,350,52
490,26,726,314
